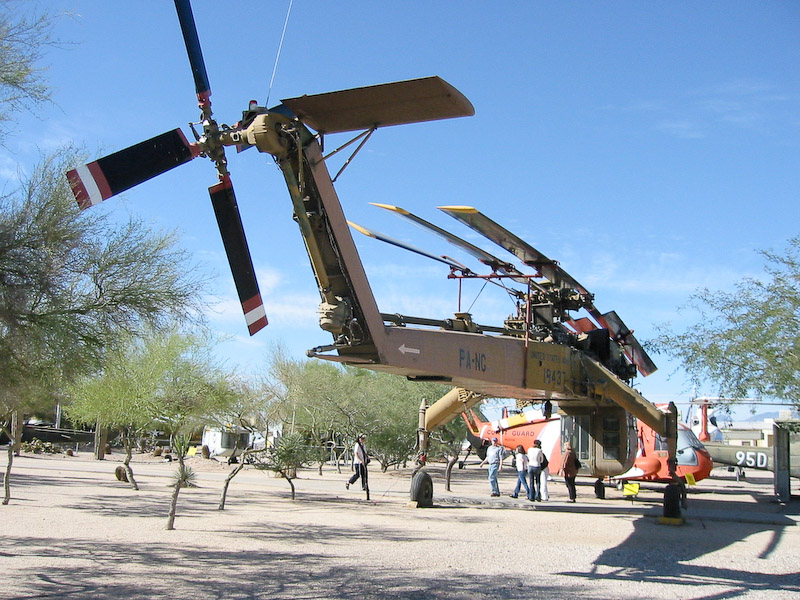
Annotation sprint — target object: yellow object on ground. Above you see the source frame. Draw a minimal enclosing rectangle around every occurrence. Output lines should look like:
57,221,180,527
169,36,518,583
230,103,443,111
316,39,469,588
622,482,640,497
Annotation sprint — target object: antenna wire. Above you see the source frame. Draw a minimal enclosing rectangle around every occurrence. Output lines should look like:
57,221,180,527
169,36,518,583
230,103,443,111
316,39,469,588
265,0,294,106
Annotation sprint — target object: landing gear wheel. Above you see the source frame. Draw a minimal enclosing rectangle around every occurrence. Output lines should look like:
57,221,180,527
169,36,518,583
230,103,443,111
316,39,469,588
410,469,434,507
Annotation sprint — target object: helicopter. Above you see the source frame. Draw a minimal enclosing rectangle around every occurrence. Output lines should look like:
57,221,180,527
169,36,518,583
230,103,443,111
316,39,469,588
612,408,713,485
457,402,713,487
65,0,682,510
687,397,800,481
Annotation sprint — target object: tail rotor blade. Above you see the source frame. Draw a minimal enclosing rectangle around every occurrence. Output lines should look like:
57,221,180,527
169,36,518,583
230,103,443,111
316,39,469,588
209,175,267,335
174,0,211,106
66,128,197,210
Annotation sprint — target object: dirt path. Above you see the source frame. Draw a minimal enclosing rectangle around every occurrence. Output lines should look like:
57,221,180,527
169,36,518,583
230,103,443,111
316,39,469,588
1,452,798,599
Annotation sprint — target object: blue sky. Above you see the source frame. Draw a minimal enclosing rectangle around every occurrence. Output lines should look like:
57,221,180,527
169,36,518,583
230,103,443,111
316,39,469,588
5,1,799,418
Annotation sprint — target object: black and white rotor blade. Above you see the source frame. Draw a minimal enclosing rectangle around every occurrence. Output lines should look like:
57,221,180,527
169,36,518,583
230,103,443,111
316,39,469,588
66,129,198,210
209,175,267,335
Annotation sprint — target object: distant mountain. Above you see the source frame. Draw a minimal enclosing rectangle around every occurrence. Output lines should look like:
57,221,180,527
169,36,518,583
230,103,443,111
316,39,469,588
745,411,780,422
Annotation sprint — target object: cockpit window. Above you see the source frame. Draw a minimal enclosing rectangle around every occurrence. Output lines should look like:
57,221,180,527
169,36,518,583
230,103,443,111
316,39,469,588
676,427,703,466
678,427,705,451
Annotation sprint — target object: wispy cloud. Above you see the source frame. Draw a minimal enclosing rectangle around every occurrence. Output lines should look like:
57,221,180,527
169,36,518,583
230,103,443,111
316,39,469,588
655,119,705,139
0,153,24,184
582,247,751,300
206,288,318,328
601,78,795,140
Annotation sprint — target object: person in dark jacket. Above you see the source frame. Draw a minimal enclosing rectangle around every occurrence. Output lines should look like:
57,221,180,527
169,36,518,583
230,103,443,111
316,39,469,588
559,442,580,502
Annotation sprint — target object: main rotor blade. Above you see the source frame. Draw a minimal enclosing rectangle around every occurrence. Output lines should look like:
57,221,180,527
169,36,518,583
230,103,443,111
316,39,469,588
348,220,471,272
209,175,267,335
601,310,658,376
438,205,657,375
371,203,527,280
66,129,197,210
438,205,590,296
174,0,211,106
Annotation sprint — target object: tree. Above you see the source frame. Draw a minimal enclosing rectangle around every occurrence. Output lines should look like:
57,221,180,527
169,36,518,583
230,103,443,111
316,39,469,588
651,237,800,409
71,329,236,528
265,347,348,473
66,329,224,491
248,432,314,500
0,147,207,505
67,334,163,490
355,373,451,473
0,2,59,141
265,348,455,475
151,332,233,530
210,377,275,510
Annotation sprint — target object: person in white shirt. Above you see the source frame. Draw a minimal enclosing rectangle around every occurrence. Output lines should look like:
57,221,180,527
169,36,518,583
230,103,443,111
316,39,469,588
346,434,369,493
480,437,506,497
510,445,530,498
526,441,544,501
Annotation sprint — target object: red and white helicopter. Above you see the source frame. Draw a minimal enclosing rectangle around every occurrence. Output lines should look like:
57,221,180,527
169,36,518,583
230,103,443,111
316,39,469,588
461,403,713,485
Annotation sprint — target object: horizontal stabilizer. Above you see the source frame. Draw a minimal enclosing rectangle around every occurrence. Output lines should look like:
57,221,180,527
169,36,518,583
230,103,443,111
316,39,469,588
282,76,474,134
67,129,196,210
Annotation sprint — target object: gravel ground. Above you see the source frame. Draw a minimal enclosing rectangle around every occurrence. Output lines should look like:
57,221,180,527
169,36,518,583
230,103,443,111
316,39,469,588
1,451,798,599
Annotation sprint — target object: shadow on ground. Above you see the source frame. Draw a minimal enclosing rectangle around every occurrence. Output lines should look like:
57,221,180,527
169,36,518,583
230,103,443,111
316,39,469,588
4,535,586,600
573,503,800,599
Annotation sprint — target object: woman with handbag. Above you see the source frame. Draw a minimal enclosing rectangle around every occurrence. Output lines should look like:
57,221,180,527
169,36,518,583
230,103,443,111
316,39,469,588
559,442,580,503
526,440,544,501
535,439,550,501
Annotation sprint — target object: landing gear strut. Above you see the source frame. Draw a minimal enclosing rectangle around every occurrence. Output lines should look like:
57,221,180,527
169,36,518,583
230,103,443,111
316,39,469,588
661,402,687,523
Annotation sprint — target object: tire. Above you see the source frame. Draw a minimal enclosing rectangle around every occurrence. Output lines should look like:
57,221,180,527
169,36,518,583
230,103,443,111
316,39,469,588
410,470,434,508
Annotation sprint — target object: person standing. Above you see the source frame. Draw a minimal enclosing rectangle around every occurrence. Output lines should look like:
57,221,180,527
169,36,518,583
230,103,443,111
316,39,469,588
526,440,544,501
510,445,530,498
560,441,580,502
480,437,505,497
537,440,550,501
346,434,369,493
